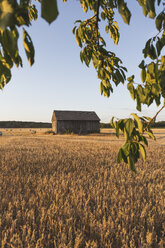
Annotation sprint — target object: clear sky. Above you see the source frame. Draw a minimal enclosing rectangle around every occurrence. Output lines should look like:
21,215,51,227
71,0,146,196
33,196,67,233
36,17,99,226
0,0,164,123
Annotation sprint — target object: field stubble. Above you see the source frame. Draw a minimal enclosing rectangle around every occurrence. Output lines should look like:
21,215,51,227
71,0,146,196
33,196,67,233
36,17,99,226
0,133,165,248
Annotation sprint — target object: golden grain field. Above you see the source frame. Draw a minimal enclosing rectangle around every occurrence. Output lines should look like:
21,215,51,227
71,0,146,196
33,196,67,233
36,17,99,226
0,132,165,248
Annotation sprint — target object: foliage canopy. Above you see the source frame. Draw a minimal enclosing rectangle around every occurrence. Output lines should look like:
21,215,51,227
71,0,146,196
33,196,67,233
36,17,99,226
0,0,165,172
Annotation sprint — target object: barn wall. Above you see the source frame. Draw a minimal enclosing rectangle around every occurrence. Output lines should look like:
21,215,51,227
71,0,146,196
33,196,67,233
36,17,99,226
57,121,67,133
52,120,57,133
57,120,100,133
52,113,58,133
57,120,84,133
86,121,100,133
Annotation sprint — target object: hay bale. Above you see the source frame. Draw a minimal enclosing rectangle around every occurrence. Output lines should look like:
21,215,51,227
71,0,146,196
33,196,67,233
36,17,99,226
31,130,36,134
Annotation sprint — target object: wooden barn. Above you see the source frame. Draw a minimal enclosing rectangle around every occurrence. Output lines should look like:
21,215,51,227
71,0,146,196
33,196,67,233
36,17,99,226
52,110,100,134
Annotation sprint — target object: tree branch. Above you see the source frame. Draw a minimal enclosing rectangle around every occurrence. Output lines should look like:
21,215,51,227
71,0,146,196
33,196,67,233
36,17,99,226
96,0,101,46
153,28,164,40
151,105,165,122
85,15,97,25
146,105,165,129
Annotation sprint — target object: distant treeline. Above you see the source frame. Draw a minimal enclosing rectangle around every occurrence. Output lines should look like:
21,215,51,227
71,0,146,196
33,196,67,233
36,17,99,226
0,121,164,129
100,121,165,128
151,121,165,128
100,123,112,128
0,121,52,128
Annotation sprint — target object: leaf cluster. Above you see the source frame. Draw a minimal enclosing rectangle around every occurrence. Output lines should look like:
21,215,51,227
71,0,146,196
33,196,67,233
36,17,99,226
0,0,58,89
127,56,165,111
111,113,155,172
72,6,127,98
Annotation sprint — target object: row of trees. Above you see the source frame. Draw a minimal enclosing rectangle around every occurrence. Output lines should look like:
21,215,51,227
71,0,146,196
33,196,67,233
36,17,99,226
100,121,165,128
0,121,51,128
0,0,164,171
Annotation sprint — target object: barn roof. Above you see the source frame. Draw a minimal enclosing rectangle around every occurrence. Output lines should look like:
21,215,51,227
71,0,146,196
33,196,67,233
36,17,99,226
53,110,100,121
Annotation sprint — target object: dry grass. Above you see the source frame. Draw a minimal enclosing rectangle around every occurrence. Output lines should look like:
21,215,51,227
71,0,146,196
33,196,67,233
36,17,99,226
0,133,165,248
0,128,51,136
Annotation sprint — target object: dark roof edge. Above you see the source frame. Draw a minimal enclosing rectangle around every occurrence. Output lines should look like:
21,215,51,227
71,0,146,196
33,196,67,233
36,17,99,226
53,110,100,121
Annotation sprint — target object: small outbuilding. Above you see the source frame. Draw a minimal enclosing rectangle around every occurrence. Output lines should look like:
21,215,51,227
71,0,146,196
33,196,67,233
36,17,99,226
52,110,100,134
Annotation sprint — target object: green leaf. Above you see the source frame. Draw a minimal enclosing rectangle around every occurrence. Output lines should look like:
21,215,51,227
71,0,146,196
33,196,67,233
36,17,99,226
146,130,156,140
1,29,21,67
105,25,109,34
15,6,30,27
142,5,148,16
99,37,106,46
143,38,151,58
128,155,137,173
157,0,161,5
148,45,157,59
143,116,152,122
141,68,146,83
127,75,134,81
117,148,123,163
160,70,165,97
41,0,59,24
81,1,88,13
131,113,143,133
147,62,155,75
155,13,163,31
139,143,146,161
142,136,148,146
80,51,84,63
0,0,14,31
118,0,131,24
137,85,146,103
130,142,139,160
155,95,161,106
100,82,103,95
127,81,135,100
122,142,130,155
97,68,105,79
72,26,76,34
23,28,35,66
116,70,124,84
139,60,145,69
148,10,156,19
101,11,106,20
0,61,11,89
151,84,160,97
121,66,127,72
124,128,129,141
147,0,156,19
156,39,163,56
74,20,82,24
136,94,141,111
120,69,126,80
121,144,129,162
125,118,135,136
110,117,115,127
118,119,125,131
115,121,120,138
75,30,82,47
28,4,38,22
2,30,16,58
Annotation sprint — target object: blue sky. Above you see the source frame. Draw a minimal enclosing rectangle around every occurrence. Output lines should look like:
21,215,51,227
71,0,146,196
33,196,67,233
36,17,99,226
0,0,164,122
